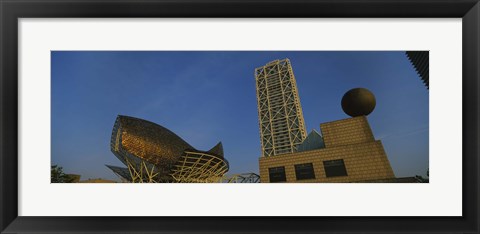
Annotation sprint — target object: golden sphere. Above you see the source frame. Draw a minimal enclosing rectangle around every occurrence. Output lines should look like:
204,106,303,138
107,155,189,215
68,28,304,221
341,88,376,117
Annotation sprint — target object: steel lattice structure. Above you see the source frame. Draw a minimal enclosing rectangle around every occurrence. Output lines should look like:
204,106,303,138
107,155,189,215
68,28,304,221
224,173,260,183
123,158,160,183
255,59,307,157
107,115,229,183
171,151,229,183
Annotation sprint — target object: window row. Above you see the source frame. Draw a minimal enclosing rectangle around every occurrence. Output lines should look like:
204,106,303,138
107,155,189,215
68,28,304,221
268,159,348,183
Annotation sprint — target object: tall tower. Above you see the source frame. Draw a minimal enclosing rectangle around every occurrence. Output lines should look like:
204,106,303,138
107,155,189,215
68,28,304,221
255,59,307,157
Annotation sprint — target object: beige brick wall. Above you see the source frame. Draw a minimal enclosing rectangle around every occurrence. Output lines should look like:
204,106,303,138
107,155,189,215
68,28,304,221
258,116,395,183
321,116,374,148
259,141,395,183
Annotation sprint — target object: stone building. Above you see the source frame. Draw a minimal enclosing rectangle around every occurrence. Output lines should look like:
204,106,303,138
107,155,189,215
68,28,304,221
257,87,410,183
259,116,395,183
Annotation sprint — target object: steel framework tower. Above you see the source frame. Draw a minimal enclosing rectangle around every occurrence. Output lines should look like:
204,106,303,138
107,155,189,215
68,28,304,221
255,59,307,157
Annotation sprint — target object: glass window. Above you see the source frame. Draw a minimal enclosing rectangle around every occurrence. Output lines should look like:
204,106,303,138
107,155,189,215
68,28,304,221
323,159,348,177
269,166,286,182
294,163,315,180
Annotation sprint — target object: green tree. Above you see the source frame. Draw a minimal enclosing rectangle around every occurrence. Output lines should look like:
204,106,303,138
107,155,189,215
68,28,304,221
51,165,77,183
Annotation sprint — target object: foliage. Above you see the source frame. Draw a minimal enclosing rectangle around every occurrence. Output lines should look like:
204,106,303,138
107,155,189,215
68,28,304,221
51,165,78,183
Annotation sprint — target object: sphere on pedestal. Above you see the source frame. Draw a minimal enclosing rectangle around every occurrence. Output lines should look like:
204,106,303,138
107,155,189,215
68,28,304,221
341,88,376,117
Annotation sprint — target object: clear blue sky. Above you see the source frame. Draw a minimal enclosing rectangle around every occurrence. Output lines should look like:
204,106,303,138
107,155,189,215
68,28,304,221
51,51,429,181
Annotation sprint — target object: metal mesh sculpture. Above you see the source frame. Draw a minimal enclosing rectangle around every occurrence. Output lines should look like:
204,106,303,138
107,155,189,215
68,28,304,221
171,151,229,183
106,115,229,183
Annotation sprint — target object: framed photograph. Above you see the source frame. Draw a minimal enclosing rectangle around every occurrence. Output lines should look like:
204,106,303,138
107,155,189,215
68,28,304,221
1,0,478,233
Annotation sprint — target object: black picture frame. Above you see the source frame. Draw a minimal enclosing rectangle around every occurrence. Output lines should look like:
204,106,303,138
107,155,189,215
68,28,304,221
1,0,478,233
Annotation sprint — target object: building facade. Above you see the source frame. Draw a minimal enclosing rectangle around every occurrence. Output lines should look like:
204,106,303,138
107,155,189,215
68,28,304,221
405,51,429,89
255,59,307,157
259,116,396,183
